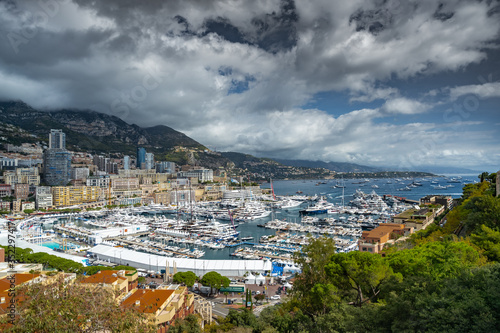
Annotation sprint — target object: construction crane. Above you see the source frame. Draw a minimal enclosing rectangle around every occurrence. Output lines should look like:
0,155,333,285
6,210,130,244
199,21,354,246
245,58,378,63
108,177,112,207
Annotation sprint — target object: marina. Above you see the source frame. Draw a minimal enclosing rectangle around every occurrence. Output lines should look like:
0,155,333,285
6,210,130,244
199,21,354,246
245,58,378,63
12,175,474,269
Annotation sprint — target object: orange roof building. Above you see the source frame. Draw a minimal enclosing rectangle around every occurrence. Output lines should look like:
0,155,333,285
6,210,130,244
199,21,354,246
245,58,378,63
0,273,41,318
80,270,137,297
358,223,412,254
121,286,195,330
0,273,41,292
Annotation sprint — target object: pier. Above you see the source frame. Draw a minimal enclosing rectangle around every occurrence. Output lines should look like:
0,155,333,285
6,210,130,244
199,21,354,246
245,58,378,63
232,248,293,261
106,236,197,258
383,195,419,205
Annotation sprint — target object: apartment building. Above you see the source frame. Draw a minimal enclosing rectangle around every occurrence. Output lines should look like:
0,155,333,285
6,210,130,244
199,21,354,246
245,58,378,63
52,186,100,207
36,186,53,210
80,270,138,298
358,223,411,254
121,285,194,330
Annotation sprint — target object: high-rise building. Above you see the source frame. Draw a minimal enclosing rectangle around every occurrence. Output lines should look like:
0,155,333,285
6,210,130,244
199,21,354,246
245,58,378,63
136,148,146,169
177,169,214,182
49,129,66,149
106,160,118,174
70,167,90,180
145,153,154,170
43,149,71,186
36,186,53,209
156,161,176,174
93,155,106,171
14,184,29,199
43,130,71,186
123,155,130,170
51,186,99,207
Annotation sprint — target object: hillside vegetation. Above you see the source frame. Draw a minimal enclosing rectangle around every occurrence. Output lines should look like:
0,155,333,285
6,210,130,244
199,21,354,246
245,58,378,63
181,173,500,332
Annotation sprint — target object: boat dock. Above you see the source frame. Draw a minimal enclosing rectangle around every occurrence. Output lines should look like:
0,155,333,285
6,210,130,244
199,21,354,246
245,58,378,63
106,236,197,258
232,248,293,261
383,195,419,205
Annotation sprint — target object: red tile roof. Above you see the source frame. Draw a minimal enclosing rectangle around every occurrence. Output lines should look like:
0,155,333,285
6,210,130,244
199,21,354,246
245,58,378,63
121,289,174,314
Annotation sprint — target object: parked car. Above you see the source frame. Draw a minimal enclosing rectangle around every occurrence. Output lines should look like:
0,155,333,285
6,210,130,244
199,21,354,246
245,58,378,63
270,295,281,300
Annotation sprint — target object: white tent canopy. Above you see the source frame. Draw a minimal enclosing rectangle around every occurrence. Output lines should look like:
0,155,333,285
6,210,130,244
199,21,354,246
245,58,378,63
284,282,293,288
245,273,256,284
88,244,272,277
284,264,301,273
255,273,266,284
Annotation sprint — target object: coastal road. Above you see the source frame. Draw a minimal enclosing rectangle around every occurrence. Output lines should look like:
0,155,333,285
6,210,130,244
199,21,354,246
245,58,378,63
212,303,230,318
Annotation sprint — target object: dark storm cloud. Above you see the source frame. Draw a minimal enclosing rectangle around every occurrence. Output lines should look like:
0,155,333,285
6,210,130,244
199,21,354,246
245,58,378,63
0,0,499,169
0,28,112,66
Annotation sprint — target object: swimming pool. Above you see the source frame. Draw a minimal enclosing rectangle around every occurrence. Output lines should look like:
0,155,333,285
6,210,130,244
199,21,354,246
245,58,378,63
41,241,61,250
41,241,78,250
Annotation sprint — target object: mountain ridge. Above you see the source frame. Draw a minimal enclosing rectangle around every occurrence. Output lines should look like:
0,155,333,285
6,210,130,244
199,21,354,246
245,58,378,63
0,100,441,177
273,158,380,173
0,100,204,155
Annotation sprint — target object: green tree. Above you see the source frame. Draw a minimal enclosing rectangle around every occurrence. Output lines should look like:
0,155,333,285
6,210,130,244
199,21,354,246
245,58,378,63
479,171,489,182
224,309,259,331
361,264,500,333
471,225,500,262
463,195,500,232
257,304,315,333
386,241,484,281
173,271,197,287
254,294,265,304
0,275,154,332
325,251,399,307
200,271,230,295
291,236,339,315
168,314,201,333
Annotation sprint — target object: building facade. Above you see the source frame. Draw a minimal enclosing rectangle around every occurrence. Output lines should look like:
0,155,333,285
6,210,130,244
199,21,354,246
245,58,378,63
145,152,154,170
358,223,410,254
86,175,110,188
49,129,66,149
51,186,100,207
177,169,213,183
136,148,146,169
0,185,11,198
35,186,53,209
43,149,71,186
123,155,130,170
3,168,40,186
14,183,30,199
70,167,90,180
156,161,176,174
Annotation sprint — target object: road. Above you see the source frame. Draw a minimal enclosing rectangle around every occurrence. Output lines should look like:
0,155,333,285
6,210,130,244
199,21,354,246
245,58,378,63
212,303,230,318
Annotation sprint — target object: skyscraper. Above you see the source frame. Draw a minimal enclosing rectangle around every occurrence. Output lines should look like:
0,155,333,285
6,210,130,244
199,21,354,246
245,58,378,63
145,152,154,170
123,155,130,170
43,149,71,186
43,129,71,186
49,129,66,149
136,147,146,169
156,161,176,174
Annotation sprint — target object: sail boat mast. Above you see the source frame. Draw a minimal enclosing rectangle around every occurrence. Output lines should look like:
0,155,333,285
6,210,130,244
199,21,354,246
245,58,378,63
270,178,276,201
341,175,345,209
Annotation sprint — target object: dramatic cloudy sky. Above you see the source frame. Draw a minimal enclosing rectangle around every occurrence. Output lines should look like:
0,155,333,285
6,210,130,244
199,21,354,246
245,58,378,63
1,0,500,171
